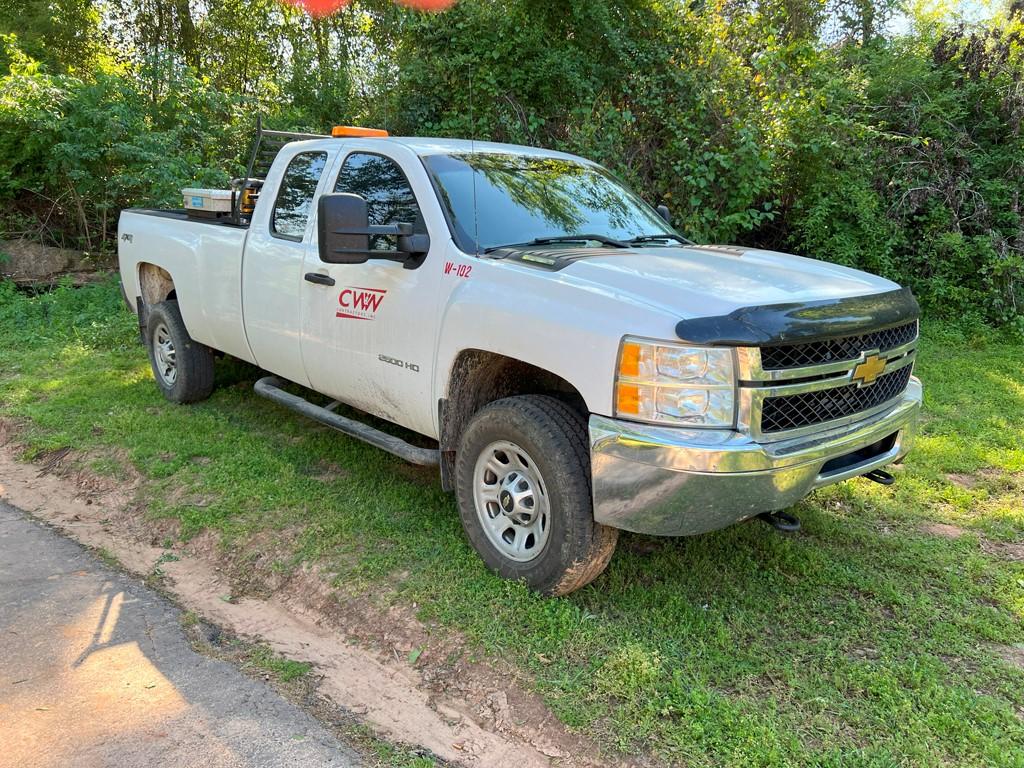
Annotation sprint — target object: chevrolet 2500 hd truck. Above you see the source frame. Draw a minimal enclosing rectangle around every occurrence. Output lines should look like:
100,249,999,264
118,125,922,595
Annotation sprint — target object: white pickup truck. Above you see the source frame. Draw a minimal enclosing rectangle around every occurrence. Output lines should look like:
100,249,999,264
118,125,922,595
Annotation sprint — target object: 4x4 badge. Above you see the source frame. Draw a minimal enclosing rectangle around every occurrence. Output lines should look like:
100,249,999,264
851,353,886,387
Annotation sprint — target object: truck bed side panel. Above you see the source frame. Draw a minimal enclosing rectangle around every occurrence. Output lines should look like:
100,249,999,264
118,210,256,363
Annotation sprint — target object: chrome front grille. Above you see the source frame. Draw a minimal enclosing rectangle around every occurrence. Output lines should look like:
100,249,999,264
760,321,919,371
760,365,913,433
735,323,919,440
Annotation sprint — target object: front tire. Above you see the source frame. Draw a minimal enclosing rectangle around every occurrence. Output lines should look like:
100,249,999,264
455,395,618,595
146,300,215,404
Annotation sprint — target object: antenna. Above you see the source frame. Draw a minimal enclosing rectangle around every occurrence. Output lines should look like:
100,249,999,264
469,68,479,257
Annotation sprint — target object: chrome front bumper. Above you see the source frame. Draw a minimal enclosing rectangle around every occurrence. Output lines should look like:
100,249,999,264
589,377,922,536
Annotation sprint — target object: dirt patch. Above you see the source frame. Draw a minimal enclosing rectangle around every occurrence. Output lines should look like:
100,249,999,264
981,541,1024,562
0,416,28,447
945,473,979,489
0,238,113,285
920,522,969,539
980,467,1020,482
944,469,1024,493
0,442,616,767
217,527,306,598
995,645,1024,670
919,521,1024,561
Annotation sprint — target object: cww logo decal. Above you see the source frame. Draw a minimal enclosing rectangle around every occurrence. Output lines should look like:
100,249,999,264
337,287,387,320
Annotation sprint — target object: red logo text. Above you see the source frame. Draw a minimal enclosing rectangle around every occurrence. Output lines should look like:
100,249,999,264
337,287,387,320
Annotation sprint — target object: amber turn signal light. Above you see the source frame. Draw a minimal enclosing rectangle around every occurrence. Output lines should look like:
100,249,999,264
615,383,642,416
618,341,642,379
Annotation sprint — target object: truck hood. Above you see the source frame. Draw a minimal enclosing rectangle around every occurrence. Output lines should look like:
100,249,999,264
538,245,901,319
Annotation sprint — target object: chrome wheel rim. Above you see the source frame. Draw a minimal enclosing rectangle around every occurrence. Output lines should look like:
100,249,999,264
473,440,550,563
153,322,177,386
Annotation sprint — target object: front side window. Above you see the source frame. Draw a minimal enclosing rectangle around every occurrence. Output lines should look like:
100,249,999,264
272,151,328,240
334,152,423,251
423,152,676,253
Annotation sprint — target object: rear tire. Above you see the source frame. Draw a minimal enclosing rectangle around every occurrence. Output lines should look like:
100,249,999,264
146,300,215,404
455,395,618,595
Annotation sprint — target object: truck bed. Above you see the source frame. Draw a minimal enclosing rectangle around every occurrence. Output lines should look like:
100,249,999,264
118,208,255,364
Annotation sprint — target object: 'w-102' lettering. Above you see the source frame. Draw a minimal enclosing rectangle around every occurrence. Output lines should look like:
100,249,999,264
443,261,472,279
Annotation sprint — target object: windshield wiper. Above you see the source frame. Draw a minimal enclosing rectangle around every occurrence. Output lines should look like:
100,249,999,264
484,234,630,254
627,233,693,246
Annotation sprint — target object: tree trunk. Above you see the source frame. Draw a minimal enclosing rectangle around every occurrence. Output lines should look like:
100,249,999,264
175,0,199,68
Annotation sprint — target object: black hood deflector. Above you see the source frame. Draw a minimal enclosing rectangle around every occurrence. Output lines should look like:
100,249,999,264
675,287,920,347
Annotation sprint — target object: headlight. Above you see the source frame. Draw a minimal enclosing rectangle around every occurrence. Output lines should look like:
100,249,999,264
615,337,736,427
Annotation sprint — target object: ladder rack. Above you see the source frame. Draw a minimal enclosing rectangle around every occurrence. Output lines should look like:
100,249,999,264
232,116,329,223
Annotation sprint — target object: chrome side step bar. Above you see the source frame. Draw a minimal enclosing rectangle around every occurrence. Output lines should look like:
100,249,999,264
254,376,440,466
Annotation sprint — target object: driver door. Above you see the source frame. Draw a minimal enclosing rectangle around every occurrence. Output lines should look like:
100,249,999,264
299,147,445,438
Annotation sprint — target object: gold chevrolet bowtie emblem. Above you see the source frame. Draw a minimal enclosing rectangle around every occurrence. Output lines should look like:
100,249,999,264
851,353,887,387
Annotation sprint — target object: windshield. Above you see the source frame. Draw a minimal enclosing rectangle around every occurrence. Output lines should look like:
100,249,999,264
422,152,677,253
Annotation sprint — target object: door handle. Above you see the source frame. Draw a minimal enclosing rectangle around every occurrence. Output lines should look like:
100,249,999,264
304,272,336,286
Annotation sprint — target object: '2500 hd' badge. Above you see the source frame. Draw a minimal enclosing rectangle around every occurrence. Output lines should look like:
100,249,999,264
337,287,387,320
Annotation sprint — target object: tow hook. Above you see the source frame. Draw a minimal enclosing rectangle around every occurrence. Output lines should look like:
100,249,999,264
757,510,801,533
863,468,895,486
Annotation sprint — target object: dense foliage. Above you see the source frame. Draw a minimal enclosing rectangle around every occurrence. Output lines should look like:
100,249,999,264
1,0,1022,326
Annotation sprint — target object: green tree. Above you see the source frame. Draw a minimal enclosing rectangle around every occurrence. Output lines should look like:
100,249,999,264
0,0,106,73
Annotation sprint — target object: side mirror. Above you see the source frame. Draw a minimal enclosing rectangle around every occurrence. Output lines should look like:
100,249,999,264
656,204,671,224
318,193,370,264
318,193,430,267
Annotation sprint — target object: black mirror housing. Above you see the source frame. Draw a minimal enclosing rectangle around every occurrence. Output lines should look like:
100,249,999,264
656,204,671,224
318,193,430,266
318,193,372,264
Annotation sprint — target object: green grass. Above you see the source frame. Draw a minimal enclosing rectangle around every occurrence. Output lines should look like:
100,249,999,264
247,644,313,683
2,277,1023,767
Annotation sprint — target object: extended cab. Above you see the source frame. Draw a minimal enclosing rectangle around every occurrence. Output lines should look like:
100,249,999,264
118,125,922,595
